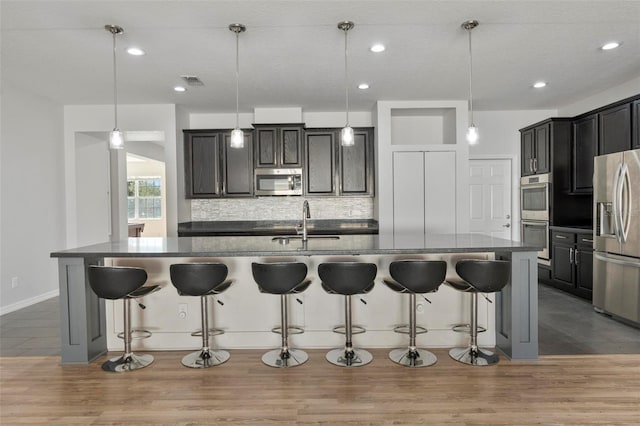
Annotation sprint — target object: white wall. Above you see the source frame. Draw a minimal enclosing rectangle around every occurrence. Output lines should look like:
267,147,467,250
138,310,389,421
64,104,178,246
470,109,558,240
0,84,65,314
558,76,640,117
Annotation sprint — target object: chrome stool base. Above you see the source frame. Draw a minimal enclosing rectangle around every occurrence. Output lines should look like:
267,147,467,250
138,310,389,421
102,353,154,372
449,346,499,366
182,349,230,368
389,347,437,367
326,348,373,367
262,348,308,368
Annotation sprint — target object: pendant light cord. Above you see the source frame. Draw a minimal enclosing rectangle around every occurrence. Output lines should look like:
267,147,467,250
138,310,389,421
344,28,350,127
467,28,473,125
235,30,240,129
112,31,118,129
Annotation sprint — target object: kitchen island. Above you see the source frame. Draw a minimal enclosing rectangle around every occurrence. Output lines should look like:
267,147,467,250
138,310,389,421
51,233,539,364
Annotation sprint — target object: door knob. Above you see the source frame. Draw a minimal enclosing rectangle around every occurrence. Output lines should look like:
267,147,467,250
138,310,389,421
502,223,511,228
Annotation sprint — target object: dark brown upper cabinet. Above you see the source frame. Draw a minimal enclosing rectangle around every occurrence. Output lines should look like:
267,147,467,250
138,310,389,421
184,129,254,199
222,132,253,196
572,114,597,194
339,128,374,196
184,131,221,198
521,123,549,176
304,130,336,195
599,103,632,155
633,99,640,149
254,124,303,168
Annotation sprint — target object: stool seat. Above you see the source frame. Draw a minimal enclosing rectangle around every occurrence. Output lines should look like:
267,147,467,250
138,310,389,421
252,262,310,368
88,265,159,373
319,262,377,368
383,260,446,367
447,260,510,366
170,263,232,368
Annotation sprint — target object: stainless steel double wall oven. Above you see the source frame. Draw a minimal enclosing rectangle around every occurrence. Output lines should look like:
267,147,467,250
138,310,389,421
521,173,551,265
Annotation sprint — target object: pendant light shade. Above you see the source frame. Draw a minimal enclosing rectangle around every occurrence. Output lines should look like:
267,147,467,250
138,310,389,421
229,23,246,149
105,24,124,150
338,21,355,147
462,20,479,145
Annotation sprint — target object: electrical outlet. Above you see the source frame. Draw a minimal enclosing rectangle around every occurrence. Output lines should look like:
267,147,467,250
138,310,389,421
416,303,424,314
11,277,19,288
178,303,188,319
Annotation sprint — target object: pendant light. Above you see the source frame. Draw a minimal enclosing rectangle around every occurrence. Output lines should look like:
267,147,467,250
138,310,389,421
338,21,355,147
229,23,246,149
462,20,479,145
105,24,125,150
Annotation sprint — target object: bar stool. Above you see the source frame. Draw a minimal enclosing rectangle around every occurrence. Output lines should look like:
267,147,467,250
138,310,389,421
383,260,447,367
318,262,377,367
252,262,311,368
169,263,232,368
447,259,510,366
88,265,160,372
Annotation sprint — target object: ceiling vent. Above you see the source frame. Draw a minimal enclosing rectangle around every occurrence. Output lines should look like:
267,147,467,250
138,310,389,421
180,75,204,86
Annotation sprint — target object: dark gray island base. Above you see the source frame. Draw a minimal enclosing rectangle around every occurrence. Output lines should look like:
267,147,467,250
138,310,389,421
51,233,539,364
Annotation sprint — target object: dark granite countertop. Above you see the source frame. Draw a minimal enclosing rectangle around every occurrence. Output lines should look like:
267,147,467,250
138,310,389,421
51,233,539,258
177,219,379,236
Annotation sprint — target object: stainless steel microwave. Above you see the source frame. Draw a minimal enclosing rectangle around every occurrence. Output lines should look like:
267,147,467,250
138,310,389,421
254,168,303,196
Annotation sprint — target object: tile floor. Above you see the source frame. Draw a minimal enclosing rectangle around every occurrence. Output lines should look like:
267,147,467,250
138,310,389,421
1,286,638,357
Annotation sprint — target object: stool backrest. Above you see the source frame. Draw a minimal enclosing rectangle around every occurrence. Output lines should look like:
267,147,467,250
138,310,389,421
88,266,147,300
455,260,510,293
252,262,308,294
318,262,377,295
170,263,228,296
389,260,447,293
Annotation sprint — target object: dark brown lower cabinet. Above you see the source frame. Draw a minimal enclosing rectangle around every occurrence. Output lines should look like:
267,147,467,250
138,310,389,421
550,229,593,300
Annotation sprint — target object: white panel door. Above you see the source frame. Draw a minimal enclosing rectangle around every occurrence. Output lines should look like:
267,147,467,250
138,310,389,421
468,158,512,239
393,152,425,235
424,151,456,234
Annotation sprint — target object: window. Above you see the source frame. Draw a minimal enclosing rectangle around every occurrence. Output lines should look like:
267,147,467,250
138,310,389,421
127,177,162,219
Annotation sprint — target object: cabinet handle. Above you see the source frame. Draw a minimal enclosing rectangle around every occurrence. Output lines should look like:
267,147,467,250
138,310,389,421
533,158,538,172
569,248,574,264
575,249,580,265
582,238,593,243
529,159,533,173
555,235,568,239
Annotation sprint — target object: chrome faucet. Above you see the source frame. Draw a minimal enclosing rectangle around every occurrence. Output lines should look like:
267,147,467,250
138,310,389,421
301,200,311,242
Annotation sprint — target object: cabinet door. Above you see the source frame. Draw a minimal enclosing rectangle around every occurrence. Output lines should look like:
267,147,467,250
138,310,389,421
599,103,632,155
339,129,373,195
551,243,574,287
575,248,593,294
521,129,535,176
305,131,336,195
393,152,425,236
184,132,220,198
572,114,597,193
223,132,253,196
534,124,550,174
632,99,640,149
281,127,303,167
255,127,277,168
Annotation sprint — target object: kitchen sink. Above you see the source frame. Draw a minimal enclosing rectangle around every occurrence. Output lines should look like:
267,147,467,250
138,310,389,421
272,235,340,244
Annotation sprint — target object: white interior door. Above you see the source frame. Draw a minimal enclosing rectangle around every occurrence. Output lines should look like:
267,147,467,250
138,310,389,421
468,158,512,239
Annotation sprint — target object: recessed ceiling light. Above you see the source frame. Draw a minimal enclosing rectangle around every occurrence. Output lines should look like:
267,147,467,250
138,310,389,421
358,83,370,90
127,47,145,56
533,81,547,89
173,86,186,92
601,41,620,50
370,44,385,53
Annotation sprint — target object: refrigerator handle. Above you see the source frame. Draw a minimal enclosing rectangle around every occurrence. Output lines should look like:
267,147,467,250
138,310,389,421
612,162,623,243
620,163,631,243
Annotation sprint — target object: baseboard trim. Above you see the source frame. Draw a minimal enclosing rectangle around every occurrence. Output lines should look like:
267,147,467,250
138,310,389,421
0,289,59,316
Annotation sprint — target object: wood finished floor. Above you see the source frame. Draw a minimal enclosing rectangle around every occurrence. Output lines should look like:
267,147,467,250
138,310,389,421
1,349,639,425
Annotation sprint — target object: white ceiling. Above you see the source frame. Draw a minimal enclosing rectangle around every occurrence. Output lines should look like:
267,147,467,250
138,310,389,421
2,0,639,114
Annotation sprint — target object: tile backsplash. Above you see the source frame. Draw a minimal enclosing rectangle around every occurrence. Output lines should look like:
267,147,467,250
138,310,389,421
191,197,374,221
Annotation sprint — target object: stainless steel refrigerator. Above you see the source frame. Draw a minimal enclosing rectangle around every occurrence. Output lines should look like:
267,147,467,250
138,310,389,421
593,148,640,326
